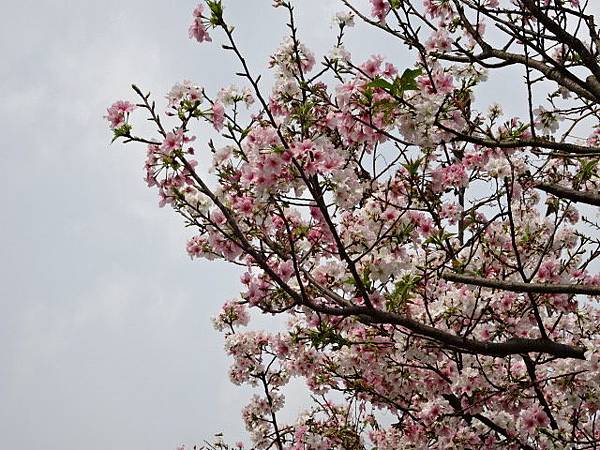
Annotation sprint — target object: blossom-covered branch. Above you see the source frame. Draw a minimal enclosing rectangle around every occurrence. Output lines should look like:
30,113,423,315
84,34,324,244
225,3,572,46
108,0,600,448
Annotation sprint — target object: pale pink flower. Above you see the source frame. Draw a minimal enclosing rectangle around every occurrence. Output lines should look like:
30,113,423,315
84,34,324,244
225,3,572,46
212,101,225,131
104,100,136,129
188,4,212,43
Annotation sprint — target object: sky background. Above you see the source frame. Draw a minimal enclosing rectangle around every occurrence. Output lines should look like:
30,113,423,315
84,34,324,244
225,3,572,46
2,1,598,449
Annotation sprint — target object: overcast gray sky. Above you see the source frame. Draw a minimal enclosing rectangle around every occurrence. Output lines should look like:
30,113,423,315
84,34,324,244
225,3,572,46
4,1,598,449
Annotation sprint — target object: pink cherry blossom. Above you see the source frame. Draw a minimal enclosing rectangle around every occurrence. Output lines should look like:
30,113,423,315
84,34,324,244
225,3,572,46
188,4,211,43
212,101,225,131
104,100,136,129
370,0,390,22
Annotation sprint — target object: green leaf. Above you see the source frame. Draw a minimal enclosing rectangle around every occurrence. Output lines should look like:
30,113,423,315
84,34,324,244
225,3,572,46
343,277,356,286
574,158,598,187
207,0,224,26
111,123,132,143
271,145,286,154
403,157,422,177
545,197,560,216
367,68,422,99
397,67,422,91
386,273,420,312
307,324,351,350
366,78,395,90
423,230,455,248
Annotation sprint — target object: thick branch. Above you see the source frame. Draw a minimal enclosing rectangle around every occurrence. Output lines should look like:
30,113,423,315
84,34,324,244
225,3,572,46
443,272,600,296
303,300,585,359
485,48,597,102
436,121,600,155
536,183,600,207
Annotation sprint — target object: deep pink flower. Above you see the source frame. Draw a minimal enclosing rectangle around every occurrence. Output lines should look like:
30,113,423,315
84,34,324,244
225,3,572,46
160,129,184,155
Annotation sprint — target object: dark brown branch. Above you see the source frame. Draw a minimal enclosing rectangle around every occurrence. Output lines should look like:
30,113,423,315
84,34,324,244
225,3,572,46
436,121,600,155
443,272,600,296
537,183,600,207
523,355,559,430
520,0,600,86
303,300,585,360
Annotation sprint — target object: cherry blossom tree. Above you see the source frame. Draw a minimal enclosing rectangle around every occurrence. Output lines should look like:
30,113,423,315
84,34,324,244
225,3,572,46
107,0,600,448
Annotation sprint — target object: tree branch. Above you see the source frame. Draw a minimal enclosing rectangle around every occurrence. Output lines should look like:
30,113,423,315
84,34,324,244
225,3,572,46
443,272,600,296
536,182,600,207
